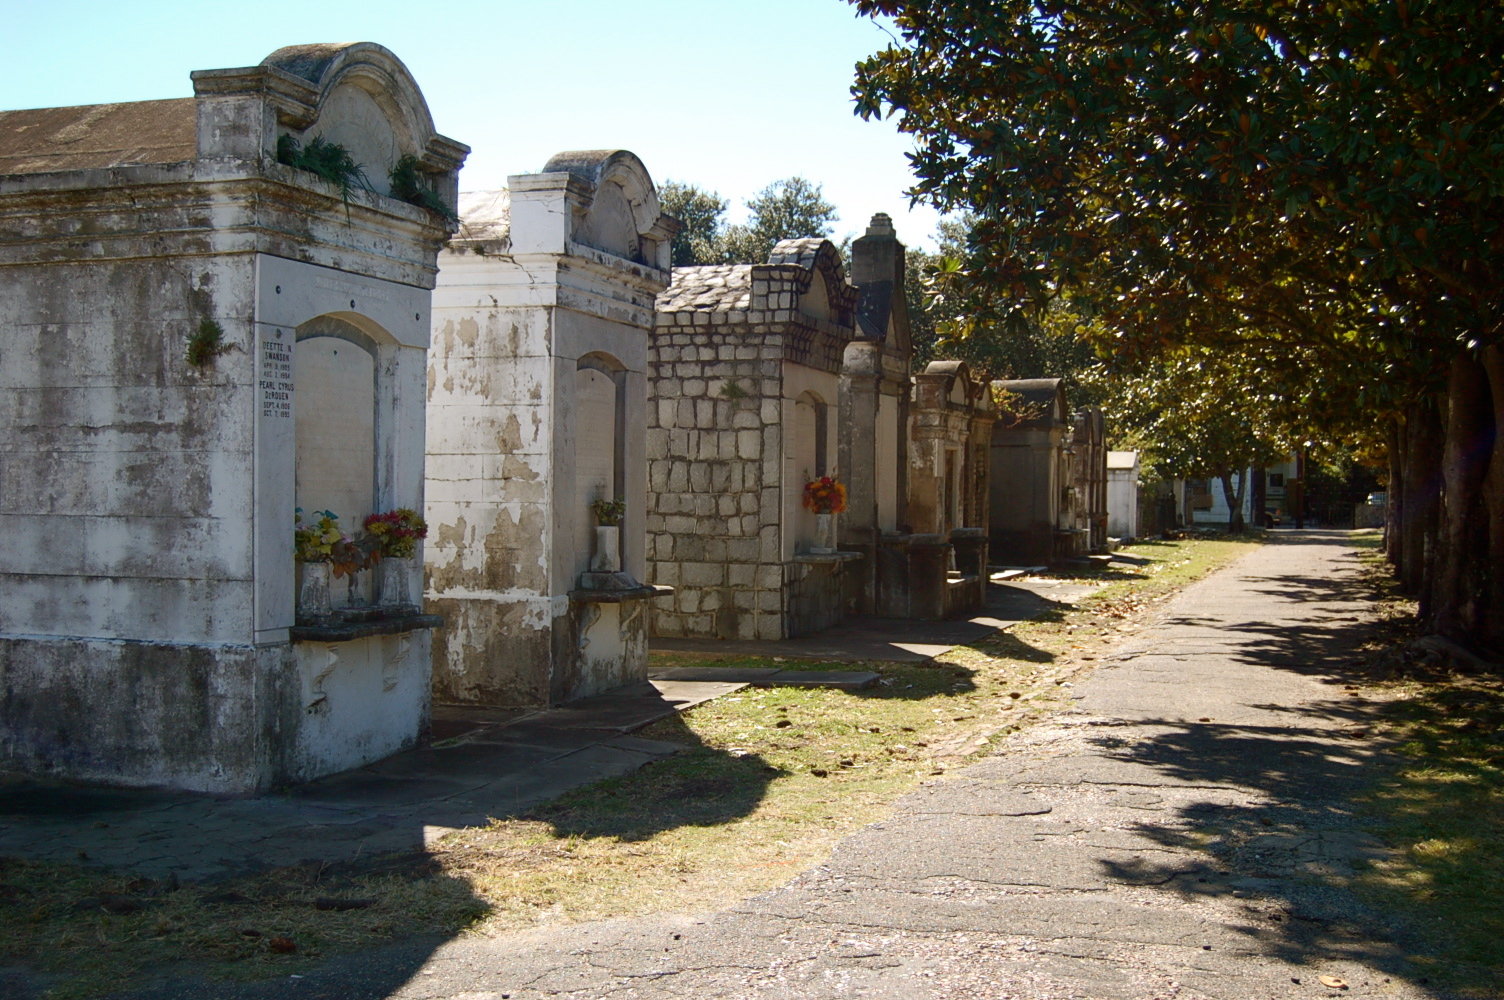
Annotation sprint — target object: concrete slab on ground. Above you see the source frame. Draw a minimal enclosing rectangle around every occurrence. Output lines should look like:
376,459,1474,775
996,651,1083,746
651,578,1097,663
0,679,751,882
648,666,880,690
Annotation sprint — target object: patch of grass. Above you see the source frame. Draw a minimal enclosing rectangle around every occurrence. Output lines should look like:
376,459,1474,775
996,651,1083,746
1342,541,1504,996
0,856,487,1000
3,534,1258,997
428,533,1262,935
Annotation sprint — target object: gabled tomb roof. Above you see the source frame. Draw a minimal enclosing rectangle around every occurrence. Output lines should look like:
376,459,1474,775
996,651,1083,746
657,264,754,312
994,377,1069,429
849,212,910,353
0,98,196,174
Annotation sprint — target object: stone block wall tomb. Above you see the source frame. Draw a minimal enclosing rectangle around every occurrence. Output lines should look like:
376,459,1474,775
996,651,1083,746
0,43,467,793
646,239,860,640
425,150,678,708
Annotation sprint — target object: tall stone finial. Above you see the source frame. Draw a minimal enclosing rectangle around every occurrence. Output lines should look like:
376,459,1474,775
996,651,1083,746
867,212,895,236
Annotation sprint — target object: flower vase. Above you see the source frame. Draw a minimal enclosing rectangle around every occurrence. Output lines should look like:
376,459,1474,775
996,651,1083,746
377,555,413,609
812,512,836,554
298,561,333,623
591,525,621,573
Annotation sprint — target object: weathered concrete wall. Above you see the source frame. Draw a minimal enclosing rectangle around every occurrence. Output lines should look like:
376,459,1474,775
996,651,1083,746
0,42,465,792
647,240,858,640
0,639,281,793
426,151,674,708
786,556,857,636
0,631,430,792
286,631,432,783
989,379,1071,566
1,255,258,644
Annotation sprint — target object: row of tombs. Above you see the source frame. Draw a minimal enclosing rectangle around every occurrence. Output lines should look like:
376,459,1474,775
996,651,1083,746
0,44,1122,795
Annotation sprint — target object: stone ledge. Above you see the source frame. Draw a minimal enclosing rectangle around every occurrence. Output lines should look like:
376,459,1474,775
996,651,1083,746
289,612,444,643
793,551,865,565
570,584,673,604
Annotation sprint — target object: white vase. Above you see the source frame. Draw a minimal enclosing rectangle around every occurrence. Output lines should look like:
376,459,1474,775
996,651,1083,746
298,561,333,622
812,512,836,554
377,555,412,609
591,524,621,573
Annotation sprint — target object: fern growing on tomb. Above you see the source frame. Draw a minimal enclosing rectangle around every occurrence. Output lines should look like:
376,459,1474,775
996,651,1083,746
276,134,371,214
388,154,455,222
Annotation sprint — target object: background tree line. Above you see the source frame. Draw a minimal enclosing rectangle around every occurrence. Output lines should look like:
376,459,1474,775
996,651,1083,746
659,177,844,267
851,0,1503,655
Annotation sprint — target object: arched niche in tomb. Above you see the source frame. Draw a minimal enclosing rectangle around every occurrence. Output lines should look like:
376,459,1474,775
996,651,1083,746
573,182,641,262
876,391,901,531
793,390,830,551
574,352,627,580
768,238,853,332
305,83,402,197
799,270,832,323
294,314,396,561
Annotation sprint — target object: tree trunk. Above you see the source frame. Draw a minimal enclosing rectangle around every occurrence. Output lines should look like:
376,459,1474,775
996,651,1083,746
1478,347,1504,655
1399,396,1444,606
1433,353,1492,644
1385,417,1404,566
1219,471,1245,534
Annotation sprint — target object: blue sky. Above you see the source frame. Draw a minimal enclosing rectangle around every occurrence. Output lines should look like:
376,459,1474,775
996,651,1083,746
3,0,946,249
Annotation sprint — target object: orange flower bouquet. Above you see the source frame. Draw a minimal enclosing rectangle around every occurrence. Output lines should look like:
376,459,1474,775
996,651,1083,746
802,476,848,514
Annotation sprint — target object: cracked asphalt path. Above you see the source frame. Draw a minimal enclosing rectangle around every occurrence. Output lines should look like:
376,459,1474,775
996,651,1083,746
131,531,1447,1000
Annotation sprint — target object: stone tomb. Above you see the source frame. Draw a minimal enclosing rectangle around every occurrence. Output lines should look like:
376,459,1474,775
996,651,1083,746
425,151,677,708
987,378,1074,566
0,44,467,793
892,360,996,617
1107,450,1141,542
837,218,996,620
1069,407,1109,554
837,213,912,612
647,239,860,640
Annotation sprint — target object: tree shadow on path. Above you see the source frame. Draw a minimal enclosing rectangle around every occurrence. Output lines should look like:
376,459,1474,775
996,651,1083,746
1076,531,1487,997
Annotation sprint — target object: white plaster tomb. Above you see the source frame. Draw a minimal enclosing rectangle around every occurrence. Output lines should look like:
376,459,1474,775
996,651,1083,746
425,150,677,707
0,43,467,793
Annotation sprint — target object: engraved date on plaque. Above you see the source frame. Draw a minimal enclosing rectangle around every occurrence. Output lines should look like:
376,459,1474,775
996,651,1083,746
259,339,293,419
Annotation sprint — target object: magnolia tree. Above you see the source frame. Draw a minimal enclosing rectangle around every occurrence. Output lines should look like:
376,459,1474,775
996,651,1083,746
851,0,1504,654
